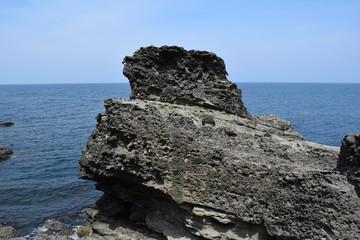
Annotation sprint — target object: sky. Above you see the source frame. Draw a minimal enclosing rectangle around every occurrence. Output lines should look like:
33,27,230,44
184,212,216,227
0,0,359,84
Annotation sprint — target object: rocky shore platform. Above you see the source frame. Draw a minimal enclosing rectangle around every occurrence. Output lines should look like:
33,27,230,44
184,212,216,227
3,46,359,239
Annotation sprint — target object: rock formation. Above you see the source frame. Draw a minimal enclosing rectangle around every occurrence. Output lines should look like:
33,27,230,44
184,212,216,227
79,46,360,239
123,46,250,118
337,133,360,196
0,224,25,240
0,146,13,161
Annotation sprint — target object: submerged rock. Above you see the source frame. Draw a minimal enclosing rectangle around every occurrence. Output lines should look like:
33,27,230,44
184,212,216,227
79,46,360,239
0,146,13,161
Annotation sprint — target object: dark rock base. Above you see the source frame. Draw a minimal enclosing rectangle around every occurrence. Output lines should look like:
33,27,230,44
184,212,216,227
0,146,13,161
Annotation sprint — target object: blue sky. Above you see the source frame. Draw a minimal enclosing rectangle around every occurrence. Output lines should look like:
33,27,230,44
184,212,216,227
0,0,359,84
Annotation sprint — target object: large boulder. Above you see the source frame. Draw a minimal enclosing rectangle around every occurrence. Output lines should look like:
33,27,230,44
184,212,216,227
79,46,360,239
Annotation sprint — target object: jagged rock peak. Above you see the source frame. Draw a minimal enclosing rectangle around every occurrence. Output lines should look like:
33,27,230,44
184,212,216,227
123,45,250,118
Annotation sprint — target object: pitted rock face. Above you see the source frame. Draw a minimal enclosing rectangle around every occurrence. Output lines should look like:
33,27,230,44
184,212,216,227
337,133,360,196
338,133,360,170
79,47,360,239
123,46,250,118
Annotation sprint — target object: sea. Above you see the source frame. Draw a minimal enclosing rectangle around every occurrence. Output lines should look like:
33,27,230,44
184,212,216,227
0,83,359,236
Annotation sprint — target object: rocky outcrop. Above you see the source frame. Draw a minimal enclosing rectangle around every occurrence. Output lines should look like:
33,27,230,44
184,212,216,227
0,146,13,161
123,46,250,118
337,133,360,196
79,46,360,239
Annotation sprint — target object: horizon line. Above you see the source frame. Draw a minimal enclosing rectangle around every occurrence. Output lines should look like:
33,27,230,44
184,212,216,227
1,81,360,86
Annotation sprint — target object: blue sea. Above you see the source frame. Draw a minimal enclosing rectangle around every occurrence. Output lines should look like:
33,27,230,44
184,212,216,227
0,83,359,236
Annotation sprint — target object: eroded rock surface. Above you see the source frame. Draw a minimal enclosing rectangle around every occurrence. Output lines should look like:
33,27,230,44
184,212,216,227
337,133,360,196
123,46,250,118
0,225,16,239
79,46,360,239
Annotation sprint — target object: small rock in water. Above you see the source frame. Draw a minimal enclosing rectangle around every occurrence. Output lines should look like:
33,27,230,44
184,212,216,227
0,225,17,239
0,122,14,127
43,219,66,233
85,208,99,223
0,146,13,161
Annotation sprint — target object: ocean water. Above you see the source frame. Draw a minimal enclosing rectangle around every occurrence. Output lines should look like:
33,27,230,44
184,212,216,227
0,83,359,236
0,83,130,235
240,83,360,146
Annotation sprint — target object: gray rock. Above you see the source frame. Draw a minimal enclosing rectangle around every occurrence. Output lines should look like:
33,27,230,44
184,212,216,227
82,208,165,240
123,46,250,118
79,46,359,239
224,127,237,136
338,133,360,170
85,208,99,223
337,133,360,196
0,225,16,239
33,233,71,240
42,219,66,233
77,226,93,237
0,146,13,161
201,115,215,126
31,219,73,240
255,114,294,132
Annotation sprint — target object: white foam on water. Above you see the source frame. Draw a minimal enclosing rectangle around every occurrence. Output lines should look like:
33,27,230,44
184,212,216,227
70,225,81,240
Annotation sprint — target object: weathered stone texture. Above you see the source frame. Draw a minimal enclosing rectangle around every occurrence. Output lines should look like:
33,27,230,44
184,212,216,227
79,46,360,240
123,46,250,118
337,133,360,197
0,225,17,239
